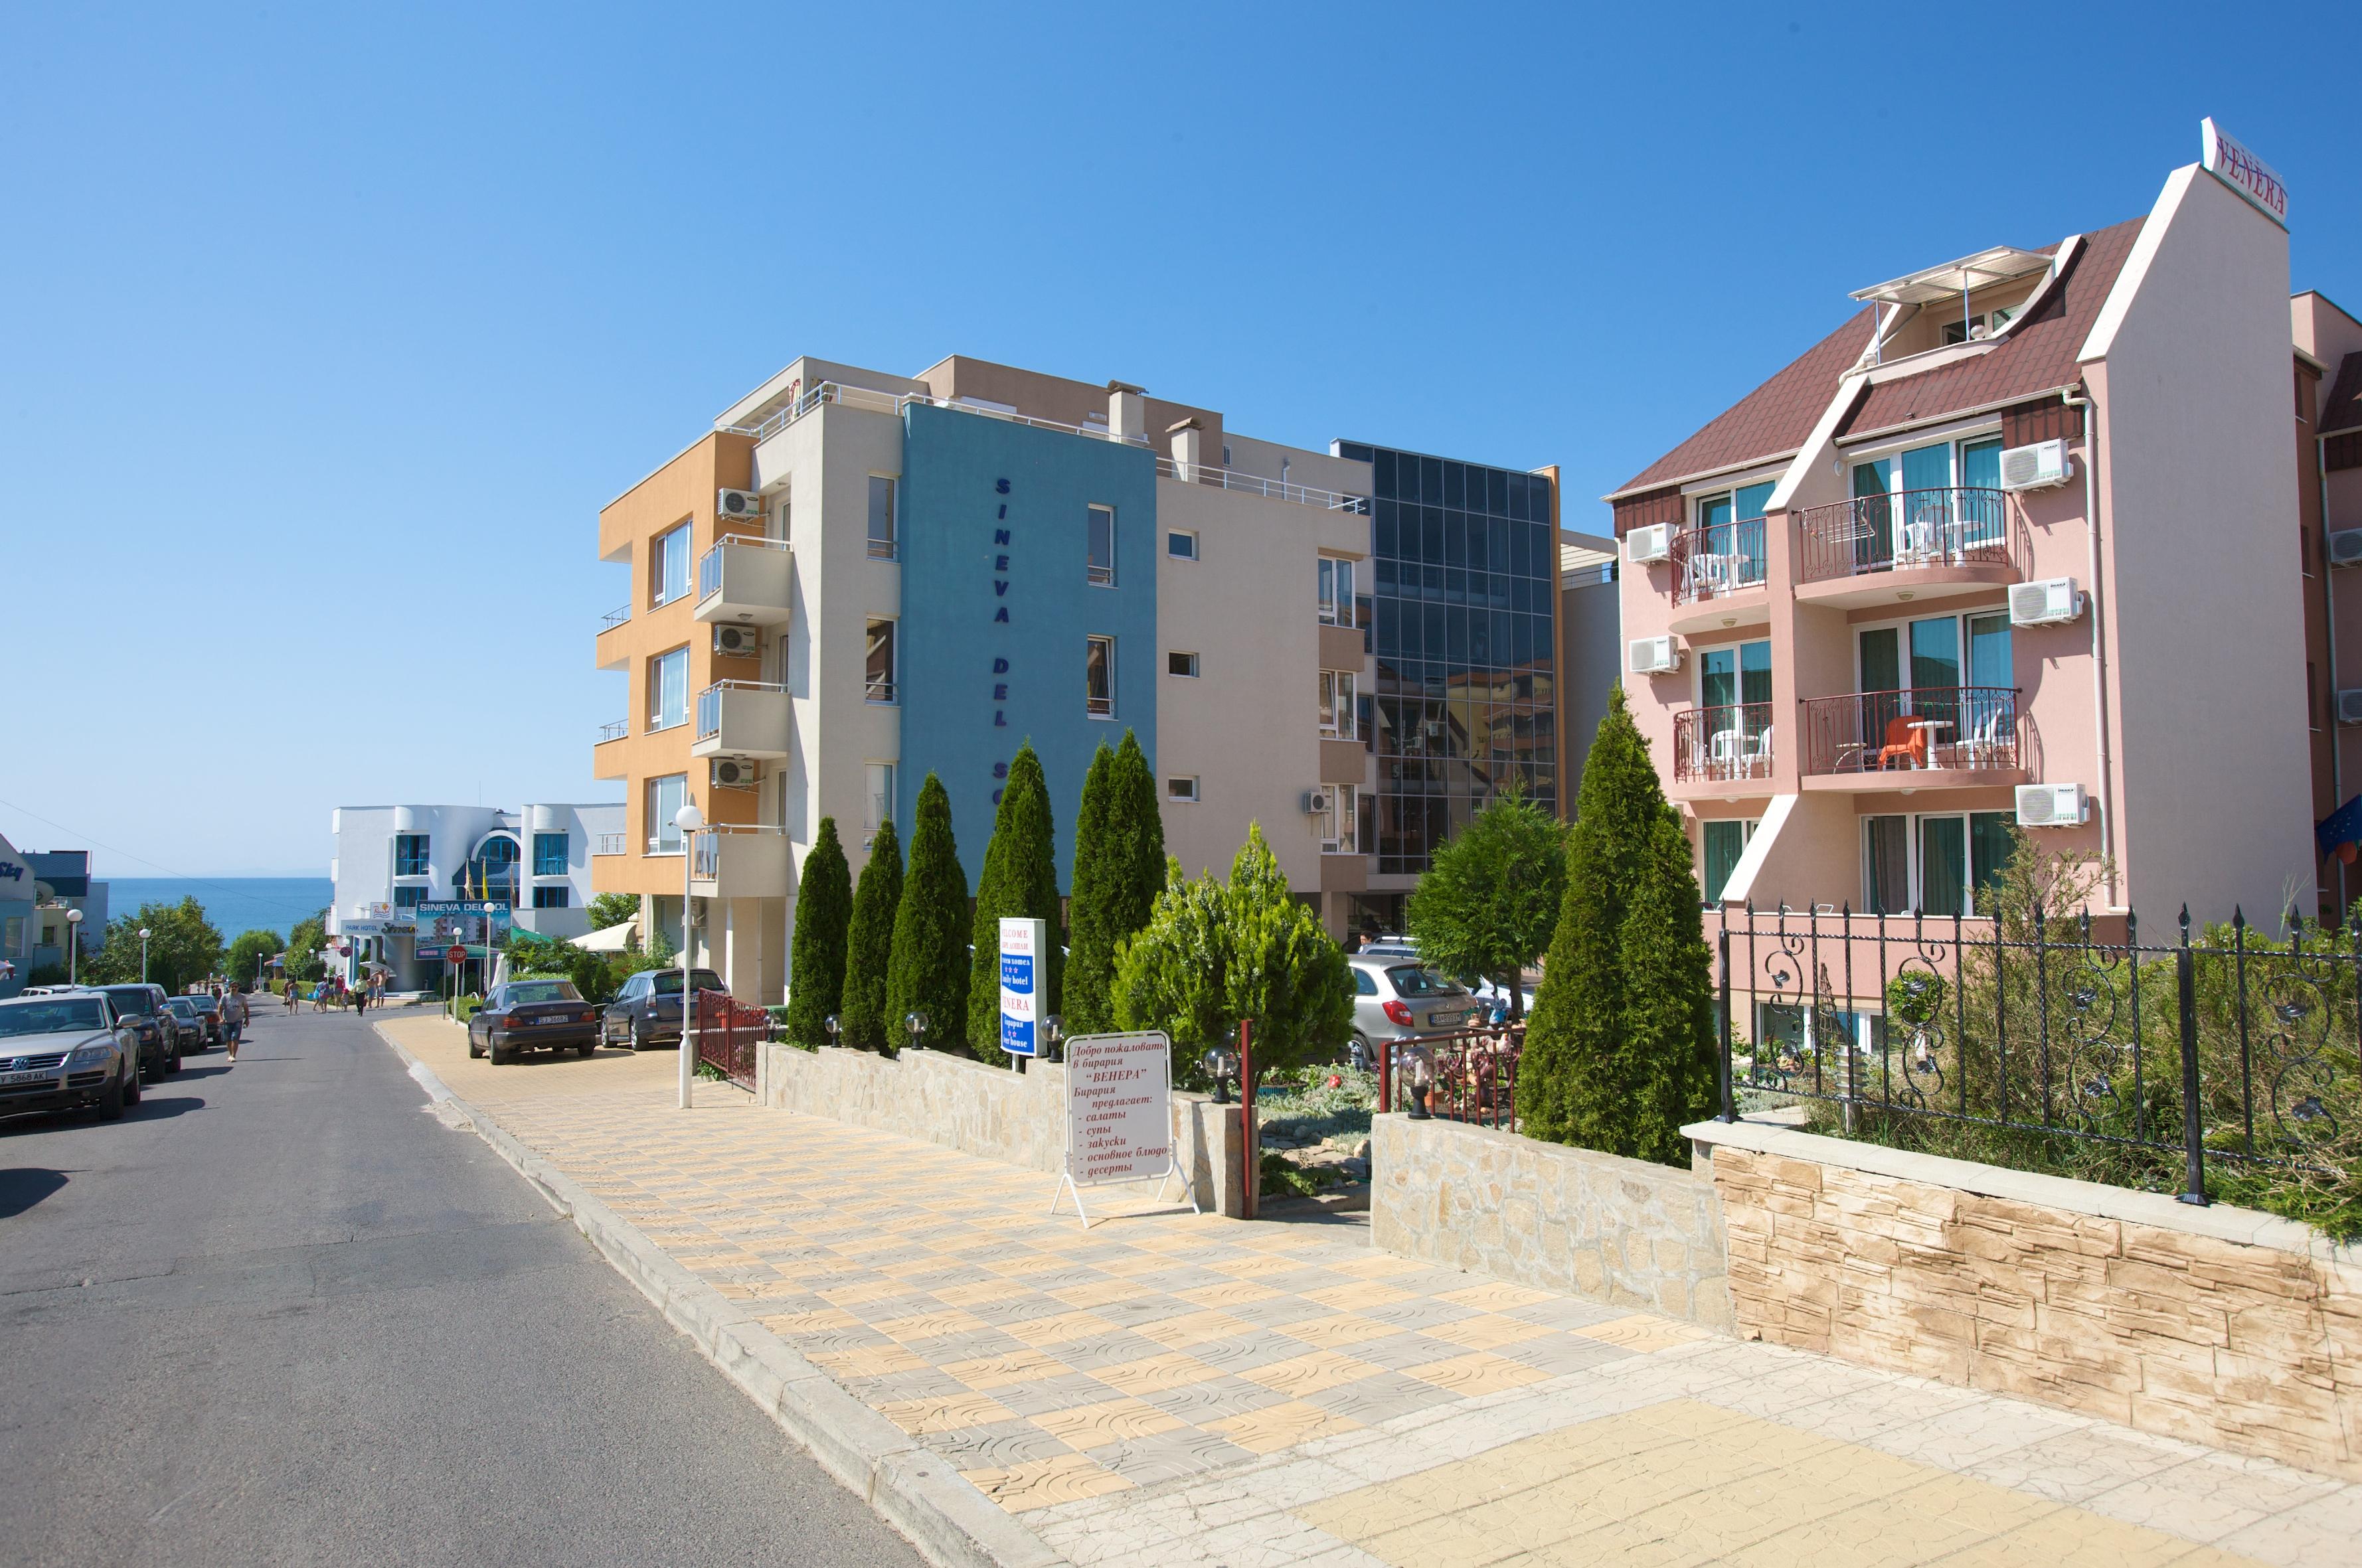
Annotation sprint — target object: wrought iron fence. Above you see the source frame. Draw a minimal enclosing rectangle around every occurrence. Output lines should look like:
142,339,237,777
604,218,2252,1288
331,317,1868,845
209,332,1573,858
1713,904,2355,1202
1669,517,1767,604
1795,486,2012,583
1674,702,1774,783
692,987,764,1089
1375,1025,1526,1131
1798,686,2019,776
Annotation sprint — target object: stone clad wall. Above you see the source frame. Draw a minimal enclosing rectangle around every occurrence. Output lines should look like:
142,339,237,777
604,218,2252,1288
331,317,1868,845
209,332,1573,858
758,1044,1244,1218
1696,1123,2362,1482
1370,1114,1734,1329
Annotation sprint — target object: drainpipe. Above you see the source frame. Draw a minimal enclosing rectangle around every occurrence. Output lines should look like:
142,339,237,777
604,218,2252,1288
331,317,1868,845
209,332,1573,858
2062,381,2118,908
2324,432,2344,919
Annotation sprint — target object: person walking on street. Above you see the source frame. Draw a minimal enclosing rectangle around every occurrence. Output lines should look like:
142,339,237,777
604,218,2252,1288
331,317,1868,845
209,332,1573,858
283,977,297,1014
352,981,369,1020
222,986,247,1063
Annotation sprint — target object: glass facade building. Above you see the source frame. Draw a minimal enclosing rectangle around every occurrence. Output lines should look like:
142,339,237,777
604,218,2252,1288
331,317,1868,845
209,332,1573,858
1337,443,1557,874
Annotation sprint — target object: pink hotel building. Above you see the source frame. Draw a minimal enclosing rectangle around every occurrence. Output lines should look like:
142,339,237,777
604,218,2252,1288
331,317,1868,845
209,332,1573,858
1609,127,2362,927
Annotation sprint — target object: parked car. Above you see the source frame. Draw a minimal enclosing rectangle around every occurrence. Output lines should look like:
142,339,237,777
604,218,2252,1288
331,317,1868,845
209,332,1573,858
180,991,224,1046
468,979,602,1063
159,995,209,1054
1345,956,1483,1068
0,990,139,1120
600,968,726,1052
96,983,180,1080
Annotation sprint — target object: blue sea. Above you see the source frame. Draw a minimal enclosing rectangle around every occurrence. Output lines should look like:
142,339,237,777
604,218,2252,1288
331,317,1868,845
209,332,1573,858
103,878,335,943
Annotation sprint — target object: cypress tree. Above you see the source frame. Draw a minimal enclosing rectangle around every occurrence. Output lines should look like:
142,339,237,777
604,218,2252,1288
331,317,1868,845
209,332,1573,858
884,772,970,1056
966,743,1063,1055
1112,730,1165,930
1516,686,1717,1164
783,818,852,1048
1063,742,1120,1034
839,817,902,1051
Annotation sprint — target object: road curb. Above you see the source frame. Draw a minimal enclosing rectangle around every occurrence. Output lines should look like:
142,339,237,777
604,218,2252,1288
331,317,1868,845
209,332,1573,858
374,1023,1071,1568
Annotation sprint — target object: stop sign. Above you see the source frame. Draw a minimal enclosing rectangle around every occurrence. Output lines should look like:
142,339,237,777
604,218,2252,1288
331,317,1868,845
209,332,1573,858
447,945,466,965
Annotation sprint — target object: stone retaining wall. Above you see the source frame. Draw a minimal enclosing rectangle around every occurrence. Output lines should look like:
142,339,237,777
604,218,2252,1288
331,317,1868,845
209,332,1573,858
1689,1119,2362,1481
758,1044,1245,1218
1369,1114,1734,1329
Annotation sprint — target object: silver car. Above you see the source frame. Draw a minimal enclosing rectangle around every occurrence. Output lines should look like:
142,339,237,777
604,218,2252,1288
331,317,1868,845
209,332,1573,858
1346,955,1483,1067
0,991,140,1121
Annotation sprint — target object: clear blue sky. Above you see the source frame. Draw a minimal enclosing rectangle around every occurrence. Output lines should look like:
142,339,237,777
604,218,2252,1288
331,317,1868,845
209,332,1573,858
3,3,2354,876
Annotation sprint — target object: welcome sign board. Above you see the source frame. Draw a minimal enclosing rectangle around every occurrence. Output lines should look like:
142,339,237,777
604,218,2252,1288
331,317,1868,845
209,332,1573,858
1051,1031,1198,1227
998,915,1044,1058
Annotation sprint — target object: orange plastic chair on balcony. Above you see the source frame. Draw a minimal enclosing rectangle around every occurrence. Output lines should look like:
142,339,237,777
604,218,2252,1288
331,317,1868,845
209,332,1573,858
1873,716,1927,770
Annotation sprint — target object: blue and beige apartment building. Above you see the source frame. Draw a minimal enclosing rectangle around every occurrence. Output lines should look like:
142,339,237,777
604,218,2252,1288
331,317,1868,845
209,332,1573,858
590,355,1564,1004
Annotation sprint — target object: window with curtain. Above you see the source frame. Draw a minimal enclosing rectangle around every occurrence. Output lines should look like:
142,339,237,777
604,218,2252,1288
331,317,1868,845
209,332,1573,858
1959,437,2005,547
864,763,894,831
1864,816,1911,914
1693,481,1773,585
1970,812,2013,907
1698,640,1771,710
865,619,896,703
1920,817,1968,917
647,774,687,854
653,523,689,606
1702,819,1754,903
533,832,568,877
1085,636,1114,717
649,647,689,730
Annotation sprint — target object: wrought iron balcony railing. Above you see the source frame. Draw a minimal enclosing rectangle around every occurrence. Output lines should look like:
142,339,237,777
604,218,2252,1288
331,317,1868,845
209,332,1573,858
1798,686,2020,775
1796,487,2010,584
1669,519,1768,605
1673,702,1774,783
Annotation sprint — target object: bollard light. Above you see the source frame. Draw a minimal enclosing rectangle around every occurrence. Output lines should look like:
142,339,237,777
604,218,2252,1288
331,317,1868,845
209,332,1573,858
1201,1045,1240,1104
1043,1014,1063,1062
904,1010,928,1052
823,1014,841,1048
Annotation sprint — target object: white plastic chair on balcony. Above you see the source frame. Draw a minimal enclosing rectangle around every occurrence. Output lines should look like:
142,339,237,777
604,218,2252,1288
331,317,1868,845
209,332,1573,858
1708,728,1744,778
1738,724,1773,778
1685,552,1731,598
1954,708,2007,770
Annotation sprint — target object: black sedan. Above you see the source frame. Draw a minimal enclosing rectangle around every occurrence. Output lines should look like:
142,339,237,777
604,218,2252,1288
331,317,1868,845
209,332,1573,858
467,980,601,1063
161,996,211,1054
598,967,724,1052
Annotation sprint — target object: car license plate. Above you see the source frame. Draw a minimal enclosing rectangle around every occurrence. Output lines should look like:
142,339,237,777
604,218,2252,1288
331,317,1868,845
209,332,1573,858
1429,1011,1464,1028
535,1016,569,1026
1,1069,52,1085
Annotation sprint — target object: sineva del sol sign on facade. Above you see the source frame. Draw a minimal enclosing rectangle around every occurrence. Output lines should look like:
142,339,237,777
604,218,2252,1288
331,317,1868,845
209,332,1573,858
2200,118,2288,228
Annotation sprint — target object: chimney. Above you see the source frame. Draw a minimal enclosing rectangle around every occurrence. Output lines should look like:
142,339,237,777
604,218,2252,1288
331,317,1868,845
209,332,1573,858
1106,381,1146,443
1167,416,1202,481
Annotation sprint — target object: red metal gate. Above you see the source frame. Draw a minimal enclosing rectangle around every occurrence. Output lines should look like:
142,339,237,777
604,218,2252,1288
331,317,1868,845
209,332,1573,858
692,988,765,1089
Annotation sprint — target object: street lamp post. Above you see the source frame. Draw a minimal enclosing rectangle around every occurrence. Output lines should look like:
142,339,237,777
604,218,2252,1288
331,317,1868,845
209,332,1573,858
675,801,703,1111
66,908,84,986
139,927,152,985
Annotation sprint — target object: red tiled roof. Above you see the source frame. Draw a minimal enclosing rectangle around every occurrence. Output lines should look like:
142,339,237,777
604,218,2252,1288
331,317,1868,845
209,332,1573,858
1612,309,1876,496
1613,215,2148,499
1840,218,2142,439
2323,352,2362,438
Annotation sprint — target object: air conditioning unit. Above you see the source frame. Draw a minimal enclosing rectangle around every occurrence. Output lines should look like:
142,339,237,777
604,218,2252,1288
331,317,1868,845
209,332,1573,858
2015,783,2088,828
712,625,760,658
2008,577,2085,627
1628,635,1683,675
1998,439,2074,492
710,757,758,790
2329,529,2362,569
2338,690,2362,728
1300,789,1332,816
1625,524,1672,564
716,487,763,520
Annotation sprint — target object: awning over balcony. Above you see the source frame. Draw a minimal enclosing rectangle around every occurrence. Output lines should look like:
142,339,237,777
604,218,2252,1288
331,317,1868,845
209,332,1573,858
1851,246,2051,306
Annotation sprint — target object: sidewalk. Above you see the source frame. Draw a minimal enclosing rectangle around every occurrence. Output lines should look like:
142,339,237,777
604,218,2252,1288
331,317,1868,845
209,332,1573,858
377,1014,2362,1568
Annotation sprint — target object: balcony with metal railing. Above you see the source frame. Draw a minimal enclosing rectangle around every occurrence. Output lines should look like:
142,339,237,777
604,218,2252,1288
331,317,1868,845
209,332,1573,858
1794,487,2021,609
1672,702,1775,791
595,603,632,670
595,719,628,744
691,680,792,759
694,536,793,626
1153,455,1369,513
592,832,628,856
1666,518,1770,634
1798,686,2023,789
690,823,792,898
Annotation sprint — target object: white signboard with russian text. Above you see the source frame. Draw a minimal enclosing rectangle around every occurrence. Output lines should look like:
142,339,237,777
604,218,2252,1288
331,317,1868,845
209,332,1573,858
1053,1030,1194,1225
2201,118,2288,228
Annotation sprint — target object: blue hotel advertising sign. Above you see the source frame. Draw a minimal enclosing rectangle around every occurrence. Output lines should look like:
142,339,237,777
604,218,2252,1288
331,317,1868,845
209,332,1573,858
414,900,513,951
999,916,1045,1058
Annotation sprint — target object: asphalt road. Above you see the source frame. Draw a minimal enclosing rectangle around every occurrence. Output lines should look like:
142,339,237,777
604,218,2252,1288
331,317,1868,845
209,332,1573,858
0,1004,926,1568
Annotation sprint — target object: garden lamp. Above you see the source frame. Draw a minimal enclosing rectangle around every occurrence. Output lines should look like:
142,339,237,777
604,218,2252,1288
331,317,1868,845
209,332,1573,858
1201,1046,1239,1104
139,927,151,984
904,1010,928,1051
66,908,82,985
1043,1014,1063,1061
823,1014,841,1048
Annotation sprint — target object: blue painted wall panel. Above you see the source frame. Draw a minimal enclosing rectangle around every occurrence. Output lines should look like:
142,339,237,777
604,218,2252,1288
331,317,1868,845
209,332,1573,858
897,404,1156,894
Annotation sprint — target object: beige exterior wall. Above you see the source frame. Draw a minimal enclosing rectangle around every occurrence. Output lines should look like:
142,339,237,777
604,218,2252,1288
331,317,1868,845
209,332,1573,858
1155,474,1373,919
